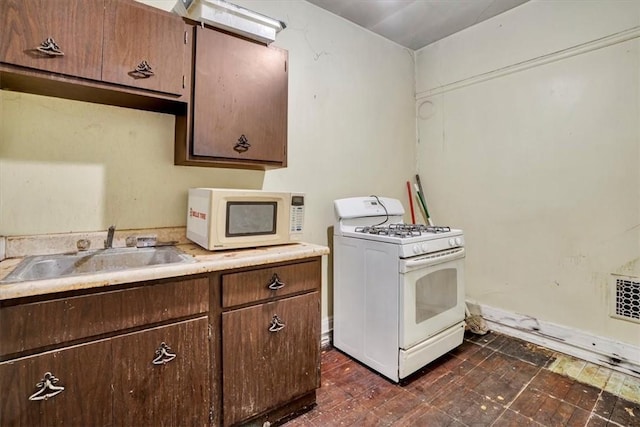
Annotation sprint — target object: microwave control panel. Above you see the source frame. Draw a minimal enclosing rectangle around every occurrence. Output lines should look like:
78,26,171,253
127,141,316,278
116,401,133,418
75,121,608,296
290,194,305,234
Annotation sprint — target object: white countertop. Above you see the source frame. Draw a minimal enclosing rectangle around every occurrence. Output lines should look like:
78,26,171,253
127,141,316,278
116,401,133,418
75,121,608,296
0,242,330,301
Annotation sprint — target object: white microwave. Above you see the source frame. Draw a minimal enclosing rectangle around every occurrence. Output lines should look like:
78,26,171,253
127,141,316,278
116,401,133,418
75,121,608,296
187,188,305,250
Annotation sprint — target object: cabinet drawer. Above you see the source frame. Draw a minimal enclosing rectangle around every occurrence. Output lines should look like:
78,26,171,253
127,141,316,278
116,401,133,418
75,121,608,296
221,259,320,308
0,277,209,357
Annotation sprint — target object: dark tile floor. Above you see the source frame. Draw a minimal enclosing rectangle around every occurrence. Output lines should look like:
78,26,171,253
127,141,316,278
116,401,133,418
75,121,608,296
283,332,640,427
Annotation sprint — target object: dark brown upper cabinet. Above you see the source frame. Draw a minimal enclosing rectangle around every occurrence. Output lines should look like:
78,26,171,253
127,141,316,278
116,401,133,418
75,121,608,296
0,0,104,81
102,0,187,96
178,25,288,169
0,0,190,101
1,0,290,170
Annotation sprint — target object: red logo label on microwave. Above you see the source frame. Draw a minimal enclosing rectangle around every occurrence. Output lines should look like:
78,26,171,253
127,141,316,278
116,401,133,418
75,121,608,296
189,208,207,220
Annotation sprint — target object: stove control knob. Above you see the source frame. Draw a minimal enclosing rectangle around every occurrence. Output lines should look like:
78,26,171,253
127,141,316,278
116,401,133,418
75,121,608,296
448,238,456,247
421,243,429,252
413,245,421,254
455,237,462,246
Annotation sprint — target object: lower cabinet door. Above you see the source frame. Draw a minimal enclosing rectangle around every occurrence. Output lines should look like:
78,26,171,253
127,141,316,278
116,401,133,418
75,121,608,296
0,317,210,426
222,292,320,426
112,317,210,426
0,340,113,426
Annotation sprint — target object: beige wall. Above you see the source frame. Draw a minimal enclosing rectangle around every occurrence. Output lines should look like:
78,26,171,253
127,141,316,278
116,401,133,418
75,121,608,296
8,0,635,351
0,94,264,233
0,1,416,327
415,0,640,347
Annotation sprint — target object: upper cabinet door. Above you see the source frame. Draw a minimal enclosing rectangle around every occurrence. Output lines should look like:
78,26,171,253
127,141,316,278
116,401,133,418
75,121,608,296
0,0,104,80
102,0,186,96
192,26,288,164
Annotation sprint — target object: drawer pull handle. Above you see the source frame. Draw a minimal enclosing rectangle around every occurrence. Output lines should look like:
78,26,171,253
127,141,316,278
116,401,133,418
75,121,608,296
152,342,176,365
267,273,286,290
269,315,286,332
233,134,251,153
36,37,64,56
131,60,155,78
29,372,65,401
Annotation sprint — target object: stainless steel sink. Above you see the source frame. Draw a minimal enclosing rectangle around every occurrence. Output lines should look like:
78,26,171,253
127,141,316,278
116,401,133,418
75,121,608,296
1,246,195,283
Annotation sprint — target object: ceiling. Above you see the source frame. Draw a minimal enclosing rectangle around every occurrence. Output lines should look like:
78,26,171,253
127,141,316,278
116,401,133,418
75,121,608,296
306,0,529,50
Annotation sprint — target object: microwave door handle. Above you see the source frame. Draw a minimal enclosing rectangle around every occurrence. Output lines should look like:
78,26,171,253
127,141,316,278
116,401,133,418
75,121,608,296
402,247,465,270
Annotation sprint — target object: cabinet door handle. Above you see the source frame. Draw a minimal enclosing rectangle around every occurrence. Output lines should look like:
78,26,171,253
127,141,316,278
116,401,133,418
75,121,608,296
131,60,155,78
268,315,286,332
152,342,176,365
233,134,251,153
267,273,286,290
28,372,65,401
35,37,64,56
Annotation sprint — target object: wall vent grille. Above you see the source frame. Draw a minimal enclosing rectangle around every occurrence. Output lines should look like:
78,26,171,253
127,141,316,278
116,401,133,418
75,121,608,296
611,278,640,323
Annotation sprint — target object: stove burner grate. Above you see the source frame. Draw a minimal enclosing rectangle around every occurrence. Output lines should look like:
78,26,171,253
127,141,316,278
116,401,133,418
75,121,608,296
354,224,451,237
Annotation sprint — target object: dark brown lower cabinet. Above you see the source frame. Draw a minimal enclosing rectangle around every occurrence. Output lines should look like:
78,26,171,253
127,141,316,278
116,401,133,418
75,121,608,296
0,255,323,426
0,276,211,427
222,292,320,426
0,317,210,427
0,339,113,426
113,318,210,426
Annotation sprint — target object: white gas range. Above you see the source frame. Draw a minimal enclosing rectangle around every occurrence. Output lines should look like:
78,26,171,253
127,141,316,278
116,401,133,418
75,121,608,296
333,196,466,382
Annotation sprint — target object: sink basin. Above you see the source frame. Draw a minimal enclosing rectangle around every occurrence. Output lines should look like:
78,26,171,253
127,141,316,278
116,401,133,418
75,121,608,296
1,246,196,283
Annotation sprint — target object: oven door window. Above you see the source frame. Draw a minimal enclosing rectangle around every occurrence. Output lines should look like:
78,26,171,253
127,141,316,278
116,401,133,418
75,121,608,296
400,257,465,349
415,268,457,323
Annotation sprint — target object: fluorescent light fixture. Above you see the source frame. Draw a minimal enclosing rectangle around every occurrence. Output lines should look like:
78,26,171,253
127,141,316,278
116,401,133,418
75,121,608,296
173,0,286,45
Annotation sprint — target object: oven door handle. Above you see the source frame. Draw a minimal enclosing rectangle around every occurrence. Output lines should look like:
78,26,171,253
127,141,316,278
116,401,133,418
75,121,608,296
402,247,465,270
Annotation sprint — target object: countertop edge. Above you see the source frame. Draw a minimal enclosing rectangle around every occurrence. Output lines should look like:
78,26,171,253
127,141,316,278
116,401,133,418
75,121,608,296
0,242,330,301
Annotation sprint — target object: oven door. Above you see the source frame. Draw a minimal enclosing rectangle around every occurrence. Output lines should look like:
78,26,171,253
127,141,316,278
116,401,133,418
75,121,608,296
399,247,465,350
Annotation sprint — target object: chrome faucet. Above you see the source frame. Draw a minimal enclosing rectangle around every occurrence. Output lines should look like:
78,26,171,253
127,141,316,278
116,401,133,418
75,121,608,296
105,225,116,249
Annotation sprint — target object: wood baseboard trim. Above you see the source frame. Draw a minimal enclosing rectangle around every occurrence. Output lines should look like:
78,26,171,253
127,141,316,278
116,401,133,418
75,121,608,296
321,316,333,348
475,303,640,378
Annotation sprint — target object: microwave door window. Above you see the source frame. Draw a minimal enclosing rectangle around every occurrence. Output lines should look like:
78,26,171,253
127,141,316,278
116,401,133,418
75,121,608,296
227,202,277,236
